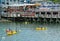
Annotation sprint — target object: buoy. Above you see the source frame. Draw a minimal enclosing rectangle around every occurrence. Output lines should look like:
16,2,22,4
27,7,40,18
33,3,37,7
36,27,41,30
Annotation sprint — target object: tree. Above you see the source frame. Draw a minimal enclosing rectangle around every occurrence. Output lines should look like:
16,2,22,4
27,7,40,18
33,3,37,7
50,0,60,3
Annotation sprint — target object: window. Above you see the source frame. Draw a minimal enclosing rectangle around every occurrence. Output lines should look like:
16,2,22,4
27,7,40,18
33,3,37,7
41,12,45,14
20,0,24,2
4,11,7,12
7,0,9,1
47,12,51,14
2,2,5,4
18,0,20,1
10,0,12,1
36,12,39,14
14,0,16,2
53,12,58,15
6,2,9,5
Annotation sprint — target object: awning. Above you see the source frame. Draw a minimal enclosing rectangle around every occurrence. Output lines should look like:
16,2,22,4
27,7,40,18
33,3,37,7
34,3,41,6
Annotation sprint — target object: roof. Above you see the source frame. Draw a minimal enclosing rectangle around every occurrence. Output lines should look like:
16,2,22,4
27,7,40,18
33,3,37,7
7,4,35,6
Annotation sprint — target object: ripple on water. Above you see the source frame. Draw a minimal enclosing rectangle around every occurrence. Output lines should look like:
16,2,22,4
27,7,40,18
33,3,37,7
0,22,60,41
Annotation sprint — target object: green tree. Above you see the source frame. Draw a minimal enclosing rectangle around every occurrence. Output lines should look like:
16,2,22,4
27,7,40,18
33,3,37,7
50,0,60,3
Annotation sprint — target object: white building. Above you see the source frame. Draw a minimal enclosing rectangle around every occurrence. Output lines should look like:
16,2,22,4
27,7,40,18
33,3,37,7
0,0,21,5
0,0,44,5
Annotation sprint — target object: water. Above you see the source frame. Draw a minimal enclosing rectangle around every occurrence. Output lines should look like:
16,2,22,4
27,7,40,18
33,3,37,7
0,22,60,41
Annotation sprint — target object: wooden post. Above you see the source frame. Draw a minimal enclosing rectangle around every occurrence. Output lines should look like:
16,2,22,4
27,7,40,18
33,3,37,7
0,14,1,20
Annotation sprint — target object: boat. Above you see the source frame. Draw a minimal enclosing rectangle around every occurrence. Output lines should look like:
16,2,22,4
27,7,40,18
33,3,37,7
36,27,47,30
1,3,40,21
1,1,60,22
6,29,17,36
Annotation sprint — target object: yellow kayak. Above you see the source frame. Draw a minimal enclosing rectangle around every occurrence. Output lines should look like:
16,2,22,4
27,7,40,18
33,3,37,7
36,27,47,30
7,30,17,35
36,27,41,30
12,30,17,34
7,31,13,35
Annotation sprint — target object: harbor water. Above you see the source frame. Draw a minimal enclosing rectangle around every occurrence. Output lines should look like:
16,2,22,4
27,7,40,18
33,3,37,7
0,22,60,41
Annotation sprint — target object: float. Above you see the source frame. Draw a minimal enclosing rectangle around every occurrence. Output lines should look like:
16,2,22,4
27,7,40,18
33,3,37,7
6,29,17,36
36,27,47,30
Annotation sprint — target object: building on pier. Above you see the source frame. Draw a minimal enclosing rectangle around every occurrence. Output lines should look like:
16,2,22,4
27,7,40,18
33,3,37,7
0,0,60,23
